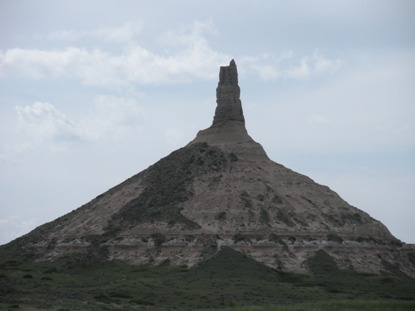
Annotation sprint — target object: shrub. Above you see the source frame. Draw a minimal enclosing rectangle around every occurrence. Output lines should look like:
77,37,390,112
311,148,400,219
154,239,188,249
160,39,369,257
129,298,154,305
151,233,166,247
327,233,343,243
215,211,227,220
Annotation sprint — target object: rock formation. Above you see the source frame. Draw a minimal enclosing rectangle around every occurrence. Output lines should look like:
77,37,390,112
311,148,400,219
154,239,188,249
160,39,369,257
212,59,245,126
3,60,415,278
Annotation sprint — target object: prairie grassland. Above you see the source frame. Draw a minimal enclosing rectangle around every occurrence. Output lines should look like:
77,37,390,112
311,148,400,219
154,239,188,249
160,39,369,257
1,247,414,310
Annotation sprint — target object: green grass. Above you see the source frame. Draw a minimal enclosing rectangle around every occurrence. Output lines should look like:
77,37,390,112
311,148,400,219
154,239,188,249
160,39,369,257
1,247,414,310
217,300,415,311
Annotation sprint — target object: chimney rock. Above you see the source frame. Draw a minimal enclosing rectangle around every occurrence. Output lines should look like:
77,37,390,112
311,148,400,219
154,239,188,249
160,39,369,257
212,59,245,126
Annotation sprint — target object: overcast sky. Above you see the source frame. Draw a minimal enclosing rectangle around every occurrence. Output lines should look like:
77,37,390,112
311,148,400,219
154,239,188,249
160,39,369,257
1,0,414,245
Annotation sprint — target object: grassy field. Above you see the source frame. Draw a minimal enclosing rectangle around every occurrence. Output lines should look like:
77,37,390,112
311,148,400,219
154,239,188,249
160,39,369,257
217,300,415,311
1,247,414,310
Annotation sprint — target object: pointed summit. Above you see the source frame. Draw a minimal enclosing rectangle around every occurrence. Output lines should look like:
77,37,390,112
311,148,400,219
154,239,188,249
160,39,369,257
212,59,245,126
190,60,266,160
3,59,414,281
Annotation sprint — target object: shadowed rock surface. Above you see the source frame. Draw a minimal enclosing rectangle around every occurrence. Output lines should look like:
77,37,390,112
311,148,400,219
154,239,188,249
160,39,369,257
2,60,414,278
212,59,245,126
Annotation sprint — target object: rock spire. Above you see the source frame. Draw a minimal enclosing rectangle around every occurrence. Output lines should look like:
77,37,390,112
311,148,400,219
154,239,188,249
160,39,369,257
3,58,414,283
212,59,245,126
190,59,266,159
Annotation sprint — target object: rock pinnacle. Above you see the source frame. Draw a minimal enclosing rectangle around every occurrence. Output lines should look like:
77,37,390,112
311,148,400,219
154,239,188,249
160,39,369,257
3,58,413,283
190,59,265,158
189,59,268,154
212,59,245,126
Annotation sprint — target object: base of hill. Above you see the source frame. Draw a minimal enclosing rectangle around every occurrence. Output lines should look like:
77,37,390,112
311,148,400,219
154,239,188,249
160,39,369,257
1,247,414,310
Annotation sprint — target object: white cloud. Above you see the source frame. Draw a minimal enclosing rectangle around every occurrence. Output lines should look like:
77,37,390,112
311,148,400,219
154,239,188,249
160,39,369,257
0,47,126,88
11,95,145,157
0,22,344,87
313,52,343,74
16,102,82,142
240,50,343,81
0,21,229,88
0,42,224,88
284,51,343,79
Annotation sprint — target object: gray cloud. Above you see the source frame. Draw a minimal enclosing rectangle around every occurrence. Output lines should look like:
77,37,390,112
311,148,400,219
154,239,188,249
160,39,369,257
0,22,345,89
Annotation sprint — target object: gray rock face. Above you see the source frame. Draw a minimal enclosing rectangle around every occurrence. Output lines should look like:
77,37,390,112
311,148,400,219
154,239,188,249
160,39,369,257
5,59,415,278
212,59,245,126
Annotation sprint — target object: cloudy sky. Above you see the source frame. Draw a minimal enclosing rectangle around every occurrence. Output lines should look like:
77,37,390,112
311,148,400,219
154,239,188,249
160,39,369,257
1,0,414,245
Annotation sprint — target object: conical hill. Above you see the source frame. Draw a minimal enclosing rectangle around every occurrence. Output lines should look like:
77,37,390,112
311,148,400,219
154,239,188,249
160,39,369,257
3,60,415,278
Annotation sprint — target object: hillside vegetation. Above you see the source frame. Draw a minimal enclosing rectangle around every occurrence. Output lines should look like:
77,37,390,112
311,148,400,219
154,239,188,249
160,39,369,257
1,247,414,310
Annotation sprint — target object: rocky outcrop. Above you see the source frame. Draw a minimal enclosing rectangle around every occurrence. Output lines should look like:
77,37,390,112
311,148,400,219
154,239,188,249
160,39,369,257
190,60,265,160
212,59,245,126
4,60,415,278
